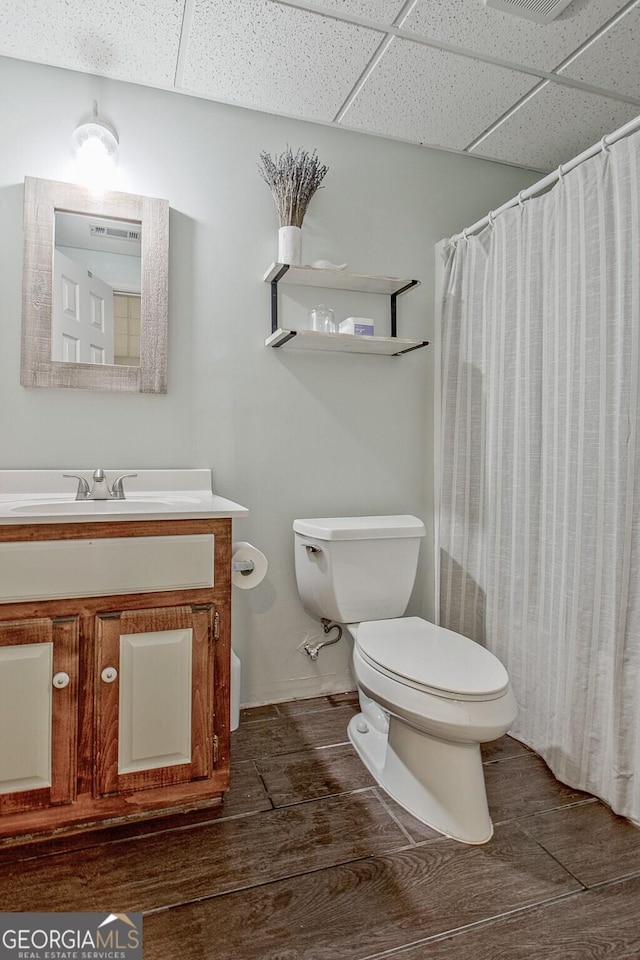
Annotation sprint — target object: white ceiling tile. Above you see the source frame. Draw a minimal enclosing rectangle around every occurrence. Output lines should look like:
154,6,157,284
0,0,184,84
340,37,538,149
558,4,640,97
295,0,407,23
0,0,637,173
470,81,640,169
402,0,629,72
182,0,384,121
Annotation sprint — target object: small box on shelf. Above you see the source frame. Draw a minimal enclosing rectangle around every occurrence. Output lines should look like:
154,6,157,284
339,317,375,336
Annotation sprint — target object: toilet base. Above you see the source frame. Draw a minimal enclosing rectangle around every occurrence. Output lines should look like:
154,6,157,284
348,711,493,844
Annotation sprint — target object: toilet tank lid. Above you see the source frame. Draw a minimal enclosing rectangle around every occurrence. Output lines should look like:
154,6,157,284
293,515,426,541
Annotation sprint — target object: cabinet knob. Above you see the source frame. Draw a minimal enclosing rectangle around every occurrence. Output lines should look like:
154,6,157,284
52,672,70,689
101,666,118,684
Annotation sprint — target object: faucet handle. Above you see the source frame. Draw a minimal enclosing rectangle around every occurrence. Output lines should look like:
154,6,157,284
110,473,138,500
63,474,91,501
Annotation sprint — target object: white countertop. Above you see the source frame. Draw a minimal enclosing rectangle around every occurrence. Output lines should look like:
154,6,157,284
0,469,249,524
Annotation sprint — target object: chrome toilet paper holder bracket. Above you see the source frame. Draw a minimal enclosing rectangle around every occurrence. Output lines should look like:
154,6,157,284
231,541,268,590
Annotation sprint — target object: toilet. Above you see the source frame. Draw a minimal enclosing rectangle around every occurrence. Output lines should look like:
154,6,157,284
293,515,517,844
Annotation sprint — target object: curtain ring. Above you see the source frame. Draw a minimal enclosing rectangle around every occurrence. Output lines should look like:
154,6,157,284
462,227,469,241
518,190,527,207
488,211,496,227
600,135,611,155
557,164,565,185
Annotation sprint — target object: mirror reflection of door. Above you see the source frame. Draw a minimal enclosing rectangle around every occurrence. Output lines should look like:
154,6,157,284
52,211,142,365
53,250,114,363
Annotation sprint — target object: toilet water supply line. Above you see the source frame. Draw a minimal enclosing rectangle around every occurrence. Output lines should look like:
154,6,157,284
235,547,339,658
303,619,343,661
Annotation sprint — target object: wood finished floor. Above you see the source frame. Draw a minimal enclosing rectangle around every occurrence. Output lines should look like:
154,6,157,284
4,691,640,959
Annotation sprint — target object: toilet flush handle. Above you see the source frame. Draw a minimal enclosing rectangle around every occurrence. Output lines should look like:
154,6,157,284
305,543,323,555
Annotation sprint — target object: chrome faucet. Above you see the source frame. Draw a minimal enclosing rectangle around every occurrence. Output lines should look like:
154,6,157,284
63,469,138,501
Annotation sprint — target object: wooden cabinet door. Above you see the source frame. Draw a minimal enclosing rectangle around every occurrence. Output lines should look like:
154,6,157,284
0,617,78,815
94,604,215,796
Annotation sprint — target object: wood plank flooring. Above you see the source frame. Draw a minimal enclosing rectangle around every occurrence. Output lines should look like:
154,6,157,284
3,692,640,959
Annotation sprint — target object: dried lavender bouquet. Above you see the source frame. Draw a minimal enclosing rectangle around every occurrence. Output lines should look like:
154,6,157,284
258,147,328,227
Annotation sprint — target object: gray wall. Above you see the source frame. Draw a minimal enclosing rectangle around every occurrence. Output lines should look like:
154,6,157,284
0,56,538,705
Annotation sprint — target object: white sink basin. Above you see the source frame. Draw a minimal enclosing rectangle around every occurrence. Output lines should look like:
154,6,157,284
0,470,249,524
11,497,200,514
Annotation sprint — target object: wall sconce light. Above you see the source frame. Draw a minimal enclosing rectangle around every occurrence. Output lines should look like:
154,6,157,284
71,101,119,194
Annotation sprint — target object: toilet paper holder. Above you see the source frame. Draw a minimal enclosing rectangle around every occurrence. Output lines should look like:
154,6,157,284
231,541,268,589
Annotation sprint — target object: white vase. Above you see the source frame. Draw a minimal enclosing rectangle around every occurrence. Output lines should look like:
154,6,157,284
278,225,302,265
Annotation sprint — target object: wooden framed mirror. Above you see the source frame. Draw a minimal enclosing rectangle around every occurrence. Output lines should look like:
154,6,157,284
21,177,169,393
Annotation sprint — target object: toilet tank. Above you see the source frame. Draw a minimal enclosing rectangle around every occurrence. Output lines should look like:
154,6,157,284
293,516,426,624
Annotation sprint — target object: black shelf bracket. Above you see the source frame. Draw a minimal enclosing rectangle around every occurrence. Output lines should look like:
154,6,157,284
270,264,290,333
272,330,297,347
393,340,430,356
390,280,419,338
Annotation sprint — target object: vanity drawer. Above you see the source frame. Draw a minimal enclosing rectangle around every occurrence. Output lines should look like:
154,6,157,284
0,535,214,603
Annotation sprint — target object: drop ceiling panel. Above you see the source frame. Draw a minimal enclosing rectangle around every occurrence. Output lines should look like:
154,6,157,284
402,0,629,71
340,37,538,149
302,0,408,23
470,81,640,169
181,0,384,121
558,3,640,96
0,0,184,85
0,0,637,172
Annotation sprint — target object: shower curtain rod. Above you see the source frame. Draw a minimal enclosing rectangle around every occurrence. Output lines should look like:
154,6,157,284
451,113,640,243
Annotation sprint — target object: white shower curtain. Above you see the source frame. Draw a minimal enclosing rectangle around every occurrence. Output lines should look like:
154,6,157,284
438,130,640,824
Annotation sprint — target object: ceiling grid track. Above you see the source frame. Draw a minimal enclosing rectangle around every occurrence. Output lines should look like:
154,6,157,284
332,34,395,125
465,79,550,153
558,0,640,71
331,0,420,124
464,0,640,154
274,0,640,111
174,0,196,88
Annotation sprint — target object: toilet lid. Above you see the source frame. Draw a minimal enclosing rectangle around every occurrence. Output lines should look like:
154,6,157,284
356,617,509,701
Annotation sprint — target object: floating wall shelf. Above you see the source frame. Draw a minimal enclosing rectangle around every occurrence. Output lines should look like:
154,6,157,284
263,263,429,356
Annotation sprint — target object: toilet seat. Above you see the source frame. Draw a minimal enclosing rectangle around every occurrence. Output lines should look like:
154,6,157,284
356,617,509,702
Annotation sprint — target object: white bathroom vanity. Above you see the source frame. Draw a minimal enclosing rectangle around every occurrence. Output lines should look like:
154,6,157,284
0,469,247,839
